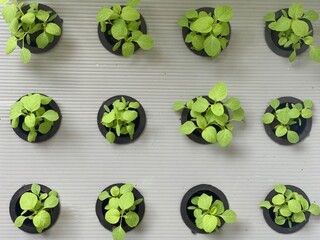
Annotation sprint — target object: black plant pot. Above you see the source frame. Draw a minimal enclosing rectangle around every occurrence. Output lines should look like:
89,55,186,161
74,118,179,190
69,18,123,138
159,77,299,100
265,9,313,58
17,4,63,54
263,96,312,145
181,184,229,234
262,185,311,234
11,93,62,143
98,10,147,56
182,7,231,57
95,183,145,232
9,184,60,234
97,95,146,144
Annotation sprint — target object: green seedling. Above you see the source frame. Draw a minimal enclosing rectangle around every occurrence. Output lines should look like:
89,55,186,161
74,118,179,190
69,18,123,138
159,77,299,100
99,184,143,240
101,97,140,144
178,6,233,58
265,3,320,62
10,93,59,142
262,98,312,144
173,82,245,147
188,193,237,233
1,0,62,63
259,184,320,228
96,0,154,57
14,183,59,233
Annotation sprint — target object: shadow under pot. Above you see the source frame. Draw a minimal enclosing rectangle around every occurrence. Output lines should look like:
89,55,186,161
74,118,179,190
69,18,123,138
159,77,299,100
263,96,312,145
262,185,310,234
98,11,147,56
17,4,63,54
265,9,313,58
11,93,62,143
181,184,229,234
9,184,60,234
97,95,146,144
95,183,145,232
182,7,231,57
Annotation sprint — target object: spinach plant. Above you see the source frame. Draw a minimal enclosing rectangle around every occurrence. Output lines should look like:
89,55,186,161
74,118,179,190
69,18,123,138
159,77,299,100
173,83,245,147
262,99,312,144
178,6,233,58
1,0,62,63
10,93,60,142
99,184,143,240
188,193,237,233
259,184,320,228
96,0,154,57
101,97,140,144
14,183,59,233
265,3,320,62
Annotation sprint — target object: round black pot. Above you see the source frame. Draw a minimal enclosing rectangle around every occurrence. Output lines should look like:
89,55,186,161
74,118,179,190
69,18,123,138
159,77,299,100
11,93,62,143
9,184,60,234
17,4,63,54
263,96,312,145
265,9,313,58
181,184,229,234
262,185,311,234
95,183,145,232
182,7,231,57
98,9,147,56
97,95,146,144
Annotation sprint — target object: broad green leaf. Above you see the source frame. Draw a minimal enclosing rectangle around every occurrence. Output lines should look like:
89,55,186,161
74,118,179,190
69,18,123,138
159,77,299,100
110,186,120,196
112,226,125,240
6,36,17,55
272,194,285,205
190,17,213,33
9,18,19,33
0,0,9,6
125,211,139,227
42,110,59,121
288,108,300,118
20,48,31,64
310,46,320,62
25,114,36,128
211,103,224,116
279,205,292,217
20,192,38,210
270,99,280,110
121,6,140,21
185,9,198,19
288,3,304,19
11,118,19,128
122,110,138,122
288,199,302,213
276,109,290,124
196,115,207,129
191,196,199,205
98,191,111,201
193,208,202,218
275,216,286,225
44,196,59,209
192,97,209,113
220,22,230,36
31,183,41,196
213,200,225,214
289,50,297,62
10,101,24,120
217,129,232,147
38,121,53,134
232,107,245,121
120,184,133,194
300,198,309,211
287,130,299,144
136,35,154,50
36,32,49,49
111,21,128,40
198,193,212,210
269,16,291,31
259,201,272,209
214,6,233,22
33,210,51,232
108,197,120,209
105,209,120,224
178,17,188,27
127,0,141,7
304,100,313,108
275,184,286,194
264,12,275,22
262,113,274,124
195,215,204,229
278,37,288,46
23,94,41,112
2,4,17,23
208,83,227,102
304,10,319,22
185,32,196,43
119,192,134,210
172,101,185,111
28,131,37,142
293,212,306,223
191,35,204,51
275,126,287,137
14,216,27,227
36,10,49,22
291,20,309,37
96,7,113,22
45,23,61,36
201,126,217,143
102,111,115,124
225,97,240,110
106,131,115,143
301,109,312,118
309,203,320,215
203,215,217,233
204,35,221,57
122,42,135,58
220,209,237,223
21,12,35,24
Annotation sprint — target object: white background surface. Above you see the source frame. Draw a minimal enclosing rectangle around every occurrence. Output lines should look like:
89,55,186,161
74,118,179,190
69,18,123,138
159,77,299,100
0,0,320,239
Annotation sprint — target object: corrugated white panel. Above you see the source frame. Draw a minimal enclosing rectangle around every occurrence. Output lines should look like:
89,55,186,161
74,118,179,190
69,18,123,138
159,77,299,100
0,0,320,239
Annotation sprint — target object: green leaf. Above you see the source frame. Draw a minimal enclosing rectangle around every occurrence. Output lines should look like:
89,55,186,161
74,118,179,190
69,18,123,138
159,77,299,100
217,129,232,147
204,35,221,57
214,6,233,22
310,46,320,62
288,108,300,118
201,126,217,143
196,115,207,129
36,32,49,49
42,110,59,121
191,35,204,51
275,184,286,194
304,100,313,109
31,183,41,196
23,94,41,112
264,12,275,22
288,199,302,213
105,209,120,224
119,192,134,210
120,184,133,194
112,226,125,240
20,192,38,210
9,17,19,33
28,131,37,142
190,16,213,33
270,99,280,110
272,194,285,205
11,118,19,128
122,110,138,122
192,97,209,113
220,209,237,223
136,35,154,50
198,193,212,210
178,17,188,27
269,16,291,31
14,216,27,227
111,21,128,40
275,126,287,137
0,0,9,6
208,83,227,102
122,42,135,58
2,4,17,23
185,9,198,19
121,6,140,21
225,97,240,110
108,197,120,209
291,20,309,37
25,114,36,128
289,50,297,62
276,109,290,124
262,113,275,124
288,3,304,19
309,203,320,215
301,109,312,118
275,216,286,225
127,0,141,7
98,191,111,201
287,130,299,144
131,30,142,41
102,111,115,124
180,121,196,135
232,107,245,121
6,36,17,55
21,12,35,24
96,7,113,22
203,215,217,233
125,211,139,227
195,215,204,229
193,208,202,217
293,212,306,223
110,186,120,196
172,101,185,111
44,196,59,209
259,201,272,209
20,48,31,64
211,103,224,116
106,131,115,143
45,23,61,36
36,10,49,22
33,210,51,232
38,121,52,134
304,10,319,22
278,37,288,46
279,205,292,217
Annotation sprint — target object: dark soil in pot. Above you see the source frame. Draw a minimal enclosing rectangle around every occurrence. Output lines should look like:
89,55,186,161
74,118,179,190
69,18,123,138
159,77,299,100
11,93,62,143
95,183,145,232
182,7,231,57
98,10,147,56
17,4,63,54
97,95,146,144
262,185,310,234
181,184,229,234
265,9,313,58
263,96,312,145
9,184,60,234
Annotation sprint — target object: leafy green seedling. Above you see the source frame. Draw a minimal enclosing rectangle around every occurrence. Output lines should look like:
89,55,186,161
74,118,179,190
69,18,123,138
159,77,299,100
14,183,59,233
188,193,237,233
173,82,245,147
178,6,233,58
265,3,320,62
99,184,143,240
262,99,312,144
259,184,320,228
10,93,59,142
96,0,154,57
101,97,140,144
1,1,62,63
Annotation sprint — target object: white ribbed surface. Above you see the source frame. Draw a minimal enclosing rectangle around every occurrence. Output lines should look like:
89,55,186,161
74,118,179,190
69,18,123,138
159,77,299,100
0,0,320,239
